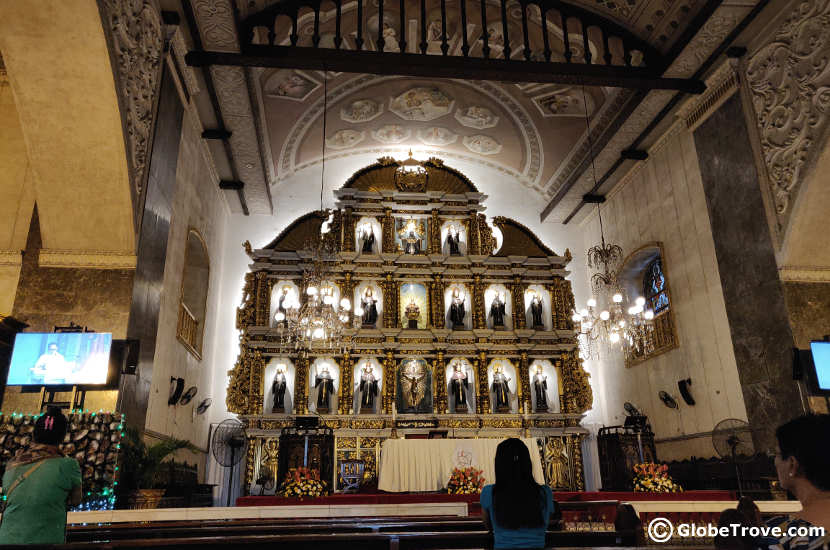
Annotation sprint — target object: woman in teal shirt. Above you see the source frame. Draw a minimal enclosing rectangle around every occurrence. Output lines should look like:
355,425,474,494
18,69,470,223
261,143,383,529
480,438,555,549
0,409,82,545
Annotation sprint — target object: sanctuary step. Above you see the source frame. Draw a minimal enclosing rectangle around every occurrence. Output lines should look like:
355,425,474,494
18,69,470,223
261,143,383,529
17,528,640,550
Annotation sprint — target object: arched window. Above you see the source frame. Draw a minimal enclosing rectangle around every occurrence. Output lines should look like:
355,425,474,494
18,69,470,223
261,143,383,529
643,258,670,314
619,244,677,366
177,229,209,358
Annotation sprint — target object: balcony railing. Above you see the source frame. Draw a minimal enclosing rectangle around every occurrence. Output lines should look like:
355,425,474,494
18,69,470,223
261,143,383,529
177,302,202,359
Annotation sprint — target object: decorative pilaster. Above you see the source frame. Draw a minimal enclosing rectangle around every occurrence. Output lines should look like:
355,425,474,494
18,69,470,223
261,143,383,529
475,351,489,414
429,209,441,254
478,214,495,254
431,274,445,329
244,434,257,495
382,275,398,328
562,279,576,330
511,277,526,329
343,207,355,252
382,208,394,252
570,434,586,491
549,278,564,330
254,271,270,326
339,353,354,414
294,356,309,414
473,275,485,329
383,351,396,413
468,211,481,255
433,351,447,413
518,352,530,414
226,347,265,414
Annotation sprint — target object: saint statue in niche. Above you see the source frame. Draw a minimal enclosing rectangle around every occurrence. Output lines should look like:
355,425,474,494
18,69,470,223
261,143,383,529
359,224,375,254
533,364,548,412
314,365,335,413
358,365,379,413
400,359,427,412
398,218,424,255
446,225,461,255
530,292,544,329
405,298,420,329
491,363,512,413
450,362,469,413
271,366,287,413
275,286,291,325
449,288,466,330
489,292,506,329
362,287,378,327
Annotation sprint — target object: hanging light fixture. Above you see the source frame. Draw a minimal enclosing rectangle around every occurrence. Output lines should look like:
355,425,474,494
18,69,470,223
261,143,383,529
571,86,654,359
275,69,358,356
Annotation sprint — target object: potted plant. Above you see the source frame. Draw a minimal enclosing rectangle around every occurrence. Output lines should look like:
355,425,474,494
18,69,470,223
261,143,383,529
118,427,197,509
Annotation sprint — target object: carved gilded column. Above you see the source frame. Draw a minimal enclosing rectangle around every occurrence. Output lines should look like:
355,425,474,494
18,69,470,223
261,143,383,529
383,351,396,413
382,275,398,328
478,214,494,254
554,359,565,412
511,277,526,329
431,274,445,329
428,209,440,254
433,351,447,413
339,353,354,414
382,208,394,252
562,279,576,330
341,273,356,328
244,434,257,495
255,272,270,326
227,347,265,415
468,211,481,255
472,275,485,329
343,207,355,252
294,356,309,414
569,434,586,491
518,352,530,414
549,279,564,330
475,351,489,414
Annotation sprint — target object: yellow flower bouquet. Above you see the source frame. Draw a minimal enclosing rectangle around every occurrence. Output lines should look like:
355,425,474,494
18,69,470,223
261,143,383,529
279,467,327,499
632,462,683,493
447,466,486,495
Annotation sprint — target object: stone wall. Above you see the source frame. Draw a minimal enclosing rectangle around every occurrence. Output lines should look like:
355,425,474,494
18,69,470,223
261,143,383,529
582,124,747,462
693,94,804,454
2,207,132,413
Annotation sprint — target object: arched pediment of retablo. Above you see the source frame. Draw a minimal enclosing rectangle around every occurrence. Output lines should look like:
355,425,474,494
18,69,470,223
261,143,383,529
263,211,329,251
341,157,478,194
491,217,556,258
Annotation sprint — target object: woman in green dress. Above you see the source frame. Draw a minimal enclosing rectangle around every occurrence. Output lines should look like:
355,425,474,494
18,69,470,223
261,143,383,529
0,409,82,544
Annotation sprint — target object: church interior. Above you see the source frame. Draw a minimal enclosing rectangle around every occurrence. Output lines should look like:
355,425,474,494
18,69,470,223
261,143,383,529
0,0,829,545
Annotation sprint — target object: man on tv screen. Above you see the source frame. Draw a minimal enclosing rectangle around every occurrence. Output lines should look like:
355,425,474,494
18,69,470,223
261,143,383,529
30,342,72,384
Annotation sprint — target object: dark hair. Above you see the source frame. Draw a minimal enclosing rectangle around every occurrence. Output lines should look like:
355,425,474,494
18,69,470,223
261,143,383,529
715,508,755,550
614,504,641,531
493,438,546,529
736,496,760,526
34,408,68,446
776,414,830,491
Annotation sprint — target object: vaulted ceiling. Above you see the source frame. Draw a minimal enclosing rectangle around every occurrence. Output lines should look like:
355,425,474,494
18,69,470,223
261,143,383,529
186,0,766,224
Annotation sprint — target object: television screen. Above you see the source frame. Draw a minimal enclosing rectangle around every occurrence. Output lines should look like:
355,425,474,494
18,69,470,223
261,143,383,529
7,332,113,386
810,341,830,391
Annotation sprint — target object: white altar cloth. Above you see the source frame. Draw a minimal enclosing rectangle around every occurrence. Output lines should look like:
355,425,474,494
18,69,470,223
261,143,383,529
377,438,544,492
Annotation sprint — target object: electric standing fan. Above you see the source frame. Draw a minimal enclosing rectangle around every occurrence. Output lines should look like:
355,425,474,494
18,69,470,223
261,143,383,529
211,418,246,507
712,418,754,497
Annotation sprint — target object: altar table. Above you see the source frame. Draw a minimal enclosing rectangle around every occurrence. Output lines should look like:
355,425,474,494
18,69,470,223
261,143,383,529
378,438,544,492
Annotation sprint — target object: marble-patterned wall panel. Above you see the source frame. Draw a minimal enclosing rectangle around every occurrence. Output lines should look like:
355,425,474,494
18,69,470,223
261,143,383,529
122,67,183,431
694,95,803,454
583,124,747,461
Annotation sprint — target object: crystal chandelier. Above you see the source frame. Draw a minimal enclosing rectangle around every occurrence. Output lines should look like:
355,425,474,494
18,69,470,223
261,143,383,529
274,237,356,357
572,199,655,358
273,69,357,357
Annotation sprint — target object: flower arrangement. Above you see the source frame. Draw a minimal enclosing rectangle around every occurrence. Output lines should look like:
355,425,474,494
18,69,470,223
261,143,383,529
633,462,683,493
447,466,486,495
279,467,327,499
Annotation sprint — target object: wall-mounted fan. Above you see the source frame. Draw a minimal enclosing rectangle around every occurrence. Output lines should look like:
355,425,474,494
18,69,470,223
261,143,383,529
658,391,678,409
624,402,642,416
196,398,212,415
180,386,198,406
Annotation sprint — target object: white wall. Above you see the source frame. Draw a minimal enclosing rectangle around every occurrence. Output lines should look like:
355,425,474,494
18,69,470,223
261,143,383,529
581,124,748,462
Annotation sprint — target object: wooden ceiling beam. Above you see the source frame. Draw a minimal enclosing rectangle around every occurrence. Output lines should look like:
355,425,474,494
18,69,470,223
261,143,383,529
185,46,706,93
